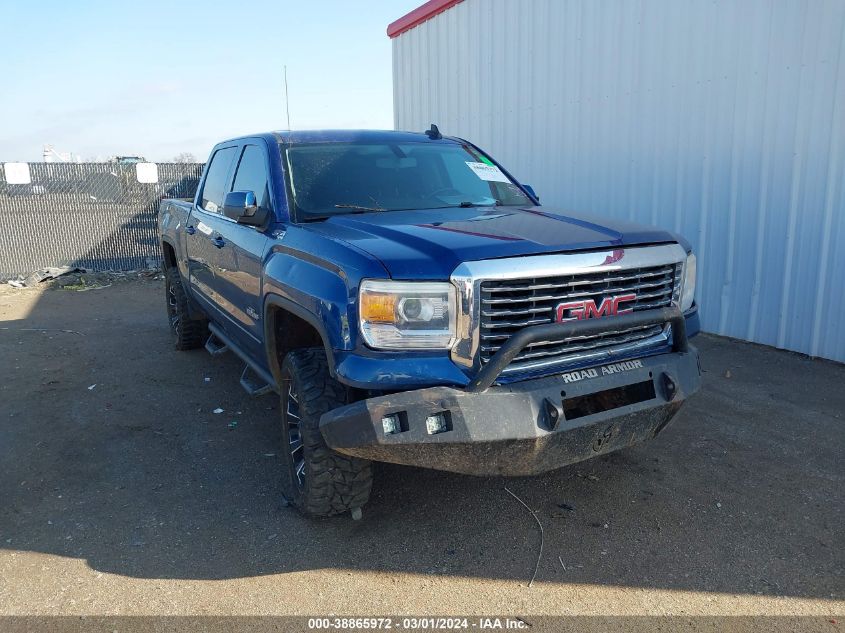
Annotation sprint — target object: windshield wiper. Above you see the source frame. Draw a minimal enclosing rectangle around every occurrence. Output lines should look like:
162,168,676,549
330,201,502,215
459,200,501,207
334,204,386,213
421,201,500,209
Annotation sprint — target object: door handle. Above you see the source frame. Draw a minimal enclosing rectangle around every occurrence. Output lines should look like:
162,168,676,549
212,236,226,248
185,225,196,235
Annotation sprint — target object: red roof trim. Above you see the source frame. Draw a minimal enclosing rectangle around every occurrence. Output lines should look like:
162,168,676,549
387,0,465,38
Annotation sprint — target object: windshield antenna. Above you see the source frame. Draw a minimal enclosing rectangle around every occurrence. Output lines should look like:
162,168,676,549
425,123,442,140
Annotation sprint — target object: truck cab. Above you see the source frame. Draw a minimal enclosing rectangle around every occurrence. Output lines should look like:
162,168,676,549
159,129,700,518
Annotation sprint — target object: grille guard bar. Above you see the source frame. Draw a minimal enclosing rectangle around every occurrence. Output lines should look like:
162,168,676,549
465,306,688,393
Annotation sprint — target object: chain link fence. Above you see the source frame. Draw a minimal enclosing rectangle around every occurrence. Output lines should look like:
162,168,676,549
0,161,204,280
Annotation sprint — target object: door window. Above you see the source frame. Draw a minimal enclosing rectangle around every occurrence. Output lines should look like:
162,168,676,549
232,145,272,209
200,146,238,213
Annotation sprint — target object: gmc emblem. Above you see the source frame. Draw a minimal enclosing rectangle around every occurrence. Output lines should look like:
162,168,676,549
555,293,637,322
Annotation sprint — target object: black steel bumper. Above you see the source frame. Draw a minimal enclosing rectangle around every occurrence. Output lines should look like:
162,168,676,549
320,308,701,476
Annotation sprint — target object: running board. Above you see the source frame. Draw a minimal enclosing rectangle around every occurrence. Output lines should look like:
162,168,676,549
204,333,229,356
240,364,273,397
206,322,278,396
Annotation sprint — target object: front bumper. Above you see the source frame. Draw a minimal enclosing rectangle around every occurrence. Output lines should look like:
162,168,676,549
320,345,701,476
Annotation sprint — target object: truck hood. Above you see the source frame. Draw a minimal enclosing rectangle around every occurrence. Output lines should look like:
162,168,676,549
305,206,681,279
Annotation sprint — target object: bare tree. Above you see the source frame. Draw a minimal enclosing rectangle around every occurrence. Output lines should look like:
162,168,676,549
173,152,197,163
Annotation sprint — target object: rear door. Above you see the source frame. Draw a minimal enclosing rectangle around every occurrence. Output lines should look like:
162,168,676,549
206,143,272,354
185,145,238,316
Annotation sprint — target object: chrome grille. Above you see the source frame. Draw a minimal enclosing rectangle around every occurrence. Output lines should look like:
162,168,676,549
479,264,680,373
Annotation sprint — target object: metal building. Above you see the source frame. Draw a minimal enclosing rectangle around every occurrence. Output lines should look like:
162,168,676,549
389,0,845,363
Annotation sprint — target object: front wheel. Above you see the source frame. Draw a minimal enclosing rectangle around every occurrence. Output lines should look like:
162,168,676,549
279,349,373,517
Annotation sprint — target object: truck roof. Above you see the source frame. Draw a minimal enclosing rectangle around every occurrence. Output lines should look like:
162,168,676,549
209,130,463,154
268,129,461,145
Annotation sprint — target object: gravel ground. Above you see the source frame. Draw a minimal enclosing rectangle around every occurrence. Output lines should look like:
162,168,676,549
0,280,842,619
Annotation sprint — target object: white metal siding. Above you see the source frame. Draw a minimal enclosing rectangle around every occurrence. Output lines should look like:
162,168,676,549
393,0,845,362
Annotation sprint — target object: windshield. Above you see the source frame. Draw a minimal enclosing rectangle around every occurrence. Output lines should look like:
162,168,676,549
283,141,532,219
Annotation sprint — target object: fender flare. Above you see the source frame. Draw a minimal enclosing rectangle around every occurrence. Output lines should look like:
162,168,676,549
159,236,177,266
263,294,337,385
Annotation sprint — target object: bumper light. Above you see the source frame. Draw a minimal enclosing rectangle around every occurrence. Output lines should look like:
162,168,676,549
381,414,400,435
425,413,449,435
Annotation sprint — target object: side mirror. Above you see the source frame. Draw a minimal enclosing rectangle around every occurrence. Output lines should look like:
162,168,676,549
522,184,539,202
223,190,268,226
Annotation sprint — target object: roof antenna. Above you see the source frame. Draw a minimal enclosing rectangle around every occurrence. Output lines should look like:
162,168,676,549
425,123,442,140
284,65,292,131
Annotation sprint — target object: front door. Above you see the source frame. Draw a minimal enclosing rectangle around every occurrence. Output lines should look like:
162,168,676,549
207,143,272,357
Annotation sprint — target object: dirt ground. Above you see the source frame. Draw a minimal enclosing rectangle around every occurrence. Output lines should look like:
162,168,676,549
0,279,842,618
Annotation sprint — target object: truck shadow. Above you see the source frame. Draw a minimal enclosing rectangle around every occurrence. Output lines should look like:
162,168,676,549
1,275,842,600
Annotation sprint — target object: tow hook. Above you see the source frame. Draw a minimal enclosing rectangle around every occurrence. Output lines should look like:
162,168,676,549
662,373,677,401
542,397,564,431
592,426,615,452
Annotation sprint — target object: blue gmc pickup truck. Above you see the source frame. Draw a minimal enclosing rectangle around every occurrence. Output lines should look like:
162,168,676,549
158,128,701,518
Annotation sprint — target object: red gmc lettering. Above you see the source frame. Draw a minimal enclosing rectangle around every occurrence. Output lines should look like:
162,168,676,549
555,293,637,322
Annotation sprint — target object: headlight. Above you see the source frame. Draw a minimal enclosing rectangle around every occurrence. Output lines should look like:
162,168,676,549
359,280,456,349
680,252,696,312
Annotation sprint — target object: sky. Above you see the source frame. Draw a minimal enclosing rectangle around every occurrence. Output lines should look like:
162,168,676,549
0,0,421,162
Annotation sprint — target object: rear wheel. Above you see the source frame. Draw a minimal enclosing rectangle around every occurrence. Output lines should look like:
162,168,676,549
164,267,207,350
279,348,373,517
